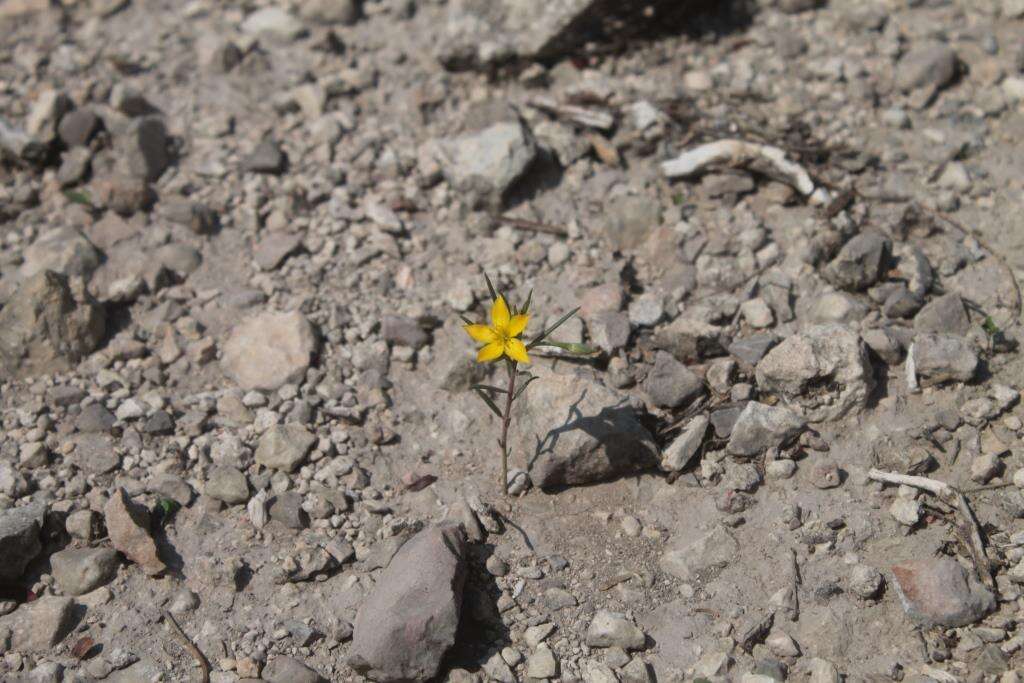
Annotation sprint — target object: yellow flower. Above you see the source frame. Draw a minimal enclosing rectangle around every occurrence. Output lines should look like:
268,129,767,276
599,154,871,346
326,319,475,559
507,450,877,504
464,295,530,364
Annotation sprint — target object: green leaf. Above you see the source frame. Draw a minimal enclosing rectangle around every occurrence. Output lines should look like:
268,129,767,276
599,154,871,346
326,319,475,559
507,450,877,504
519,288,533,315
541,340,599,355
474,388,503,419
526,307,580,349
64,189,93,207
458,314,474,325
483,271,498,301
472,383,508,394
512,375,539,402
983,316,1000,336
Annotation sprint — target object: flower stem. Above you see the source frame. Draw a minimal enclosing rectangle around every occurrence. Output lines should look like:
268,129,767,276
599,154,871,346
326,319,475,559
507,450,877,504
499,360,517,496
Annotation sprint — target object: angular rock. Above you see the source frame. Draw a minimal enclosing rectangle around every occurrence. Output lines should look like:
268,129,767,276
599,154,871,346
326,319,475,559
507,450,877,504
896,42,958,92
19,226,102,280
601,194,662,252
512,372,658,487
914,292,970,336
381,314,430,349
243,139,287,174
50,547,119,596
205,465,249,504
910,333,978,386
0,271,106,380
727,402,805,457
263,656,324,683
586,610,646,650
654,316,728,361
2,596,74,651
221,310,318,391
104,488,166,576
0,501,46,581
349,525,467,682
255,233,303,271
661,526,739,580
256,423,316,473
891,558,994,627
58,108,101,147
660,414,709,472
643,351,704,409
241,7,307,41
119,116,170,181
755,324,872,422
269,491,309,529
435,119,537,208
25,88,72,142
824,232,890,291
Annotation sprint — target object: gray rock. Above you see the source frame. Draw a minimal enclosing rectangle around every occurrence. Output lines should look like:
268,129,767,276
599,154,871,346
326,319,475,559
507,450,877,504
654,316,728,362
58,108,101,147
588,311,631,353
349,525,467,682
911,333,978,386
1,596,74,651
660,526,739,580
643,351,705,409
660,414,709,472
896,42,958,92
914,292,970,336
727,402,805,457
50,547,119,596
755,324,872,422
155,243,202,279
256,424,316,472
19,226,102,280
205,466,249,504
57,147,92,187
25,89,72,142
512,371,658,487
849,564,884,599
0,271,106,381
299,0,360,24
243,139,286,174
269,491,309,529
255,233,303,271
436,119,537,208
0,502,46,581
526,645,559,679
77,403,116,432
104,487,165,576
263,656,324,683
601,194,662,252
221,310,318,391
119,117,170,181
710,405,745,439
824,232,890,291
891,558,994,627
586,610,646,650
381,315,430,349
729,335,779,366
241,7,307,41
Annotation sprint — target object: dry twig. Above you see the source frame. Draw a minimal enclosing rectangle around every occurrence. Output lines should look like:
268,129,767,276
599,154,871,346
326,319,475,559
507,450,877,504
163,611,210,683
867,469,994,591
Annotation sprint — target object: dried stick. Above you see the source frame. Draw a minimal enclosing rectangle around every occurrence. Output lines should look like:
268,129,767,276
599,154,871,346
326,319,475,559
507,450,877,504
163,611,210,683
867,469,994,591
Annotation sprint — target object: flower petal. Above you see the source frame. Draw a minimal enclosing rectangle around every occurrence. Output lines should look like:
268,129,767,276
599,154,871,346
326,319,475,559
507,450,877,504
490,295,510,331
464,324,497,343
507,314,529,338
504,338,530,364
477,341,505,363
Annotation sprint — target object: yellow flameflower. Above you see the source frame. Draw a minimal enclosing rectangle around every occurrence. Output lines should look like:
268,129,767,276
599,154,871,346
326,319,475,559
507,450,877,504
463,295,530,364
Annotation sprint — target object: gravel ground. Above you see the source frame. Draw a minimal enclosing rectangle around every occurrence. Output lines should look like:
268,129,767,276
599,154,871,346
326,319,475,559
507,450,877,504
3,0,1024,681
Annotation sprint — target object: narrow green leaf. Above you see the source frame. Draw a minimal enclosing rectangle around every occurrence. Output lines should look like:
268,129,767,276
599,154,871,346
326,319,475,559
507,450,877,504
520,288,534,315
483,271,498,301
458,314,474,325
472,383,508,394
540,339,599,355
64,189,93,206
474,388,503,419
512,375,539,402
527,307,580,349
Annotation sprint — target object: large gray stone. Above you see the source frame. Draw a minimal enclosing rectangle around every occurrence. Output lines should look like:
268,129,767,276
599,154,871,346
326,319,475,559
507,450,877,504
221,310,318,391
263,656,324,683
755,324,872,422
104,487,165,576
727,402,805,457
911,333,978,386
586,610,646,650
2,596,75,651
50,547,119,596
349,525,467,682
643,351,704,409
601,194,662,252
895,42,958,92
914,293,970,336
824,232,890,291
891,558,994,627
660,526,739,581
19,226,101,281
0,271,105,380
512,371,658,487
256,423,316,473
0,501,46,581
660,414,709,473
435,119,537,208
